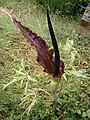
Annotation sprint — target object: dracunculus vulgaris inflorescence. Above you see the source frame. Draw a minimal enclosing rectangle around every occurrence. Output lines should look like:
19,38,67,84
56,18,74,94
13,9,64,110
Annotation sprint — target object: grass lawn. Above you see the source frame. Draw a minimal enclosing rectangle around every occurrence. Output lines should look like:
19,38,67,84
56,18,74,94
0,0,90,120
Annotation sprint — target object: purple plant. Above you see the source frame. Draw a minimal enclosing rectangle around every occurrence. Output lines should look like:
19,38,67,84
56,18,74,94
1,7,64,112
13,11,64,78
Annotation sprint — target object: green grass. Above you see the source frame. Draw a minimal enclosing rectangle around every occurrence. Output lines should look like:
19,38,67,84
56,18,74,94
30,0,89,15
0,0,90,120
32,0,75,12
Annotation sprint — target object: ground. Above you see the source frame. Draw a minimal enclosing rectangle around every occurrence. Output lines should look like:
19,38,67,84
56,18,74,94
0,1,90,120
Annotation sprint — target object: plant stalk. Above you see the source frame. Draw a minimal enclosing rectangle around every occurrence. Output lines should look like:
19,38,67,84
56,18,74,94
51,78,61,111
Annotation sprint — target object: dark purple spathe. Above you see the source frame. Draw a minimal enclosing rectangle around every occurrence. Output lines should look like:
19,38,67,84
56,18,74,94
13,18,64,78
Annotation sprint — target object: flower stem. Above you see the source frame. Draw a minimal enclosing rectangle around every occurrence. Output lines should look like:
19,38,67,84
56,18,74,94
51,78,61,111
